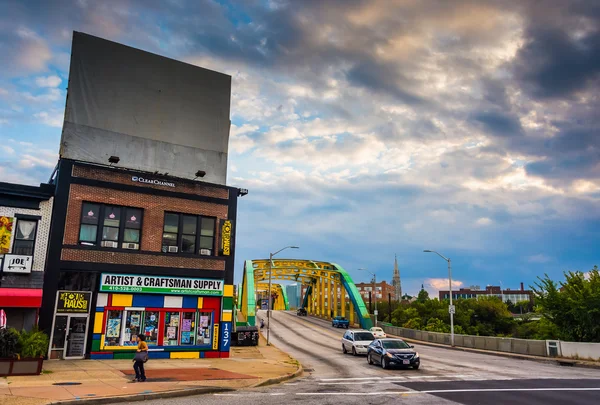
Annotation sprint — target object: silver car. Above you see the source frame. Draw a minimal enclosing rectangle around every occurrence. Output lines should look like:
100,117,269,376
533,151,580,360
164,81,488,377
342,330,375,355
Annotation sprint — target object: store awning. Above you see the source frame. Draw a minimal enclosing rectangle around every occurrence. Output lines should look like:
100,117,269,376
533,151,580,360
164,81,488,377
0,288,43,308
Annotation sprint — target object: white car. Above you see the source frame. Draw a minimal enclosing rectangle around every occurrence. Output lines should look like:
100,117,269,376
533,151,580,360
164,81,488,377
370,327,387,338
342,330,375,355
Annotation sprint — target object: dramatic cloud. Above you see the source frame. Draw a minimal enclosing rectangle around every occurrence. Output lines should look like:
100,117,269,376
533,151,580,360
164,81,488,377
1,0,599,292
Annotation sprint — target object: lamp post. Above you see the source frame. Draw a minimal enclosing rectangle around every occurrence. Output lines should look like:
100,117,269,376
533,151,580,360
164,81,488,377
423,250,454,347
499,280,504,304
267,245,299,346
358,268,377,327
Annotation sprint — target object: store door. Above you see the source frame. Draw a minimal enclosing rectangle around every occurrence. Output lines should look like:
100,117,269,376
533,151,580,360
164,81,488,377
65,316,88,359
50,315,88,359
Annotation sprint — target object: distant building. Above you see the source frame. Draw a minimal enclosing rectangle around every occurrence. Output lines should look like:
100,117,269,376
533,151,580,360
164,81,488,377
355,280,396,301
401,293,416,303
439,282,533,303
392,255,402,302
286,284,301,309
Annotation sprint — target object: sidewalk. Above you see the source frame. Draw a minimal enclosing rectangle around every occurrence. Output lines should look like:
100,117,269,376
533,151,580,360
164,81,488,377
0,339,300,405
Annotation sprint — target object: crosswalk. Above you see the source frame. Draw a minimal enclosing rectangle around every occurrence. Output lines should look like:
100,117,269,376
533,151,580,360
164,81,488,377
306,374,509,385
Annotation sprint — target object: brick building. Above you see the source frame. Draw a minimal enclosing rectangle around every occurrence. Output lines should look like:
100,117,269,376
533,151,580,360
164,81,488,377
355,280,396,301
38,32,243,361
438,282,533,303
0,182,53,330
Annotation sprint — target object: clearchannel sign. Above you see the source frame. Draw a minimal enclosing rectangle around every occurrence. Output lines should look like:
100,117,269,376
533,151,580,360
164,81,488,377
131,176,175,188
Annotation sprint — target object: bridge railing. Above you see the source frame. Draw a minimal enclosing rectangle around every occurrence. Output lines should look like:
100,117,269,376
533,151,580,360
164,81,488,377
376,323,600,361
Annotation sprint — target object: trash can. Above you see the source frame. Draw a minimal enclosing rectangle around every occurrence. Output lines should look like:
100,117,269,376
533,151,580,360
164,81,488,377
232,326,259,346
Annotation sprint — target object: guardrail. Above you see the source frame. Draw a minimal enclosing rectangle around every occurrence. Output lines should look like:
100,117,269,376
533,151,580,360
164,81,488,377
376,323,600,361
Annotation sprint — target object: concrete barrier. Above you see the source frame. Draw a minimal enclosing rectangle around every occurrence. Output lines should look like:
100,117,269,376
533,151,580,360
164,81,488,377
374,324,600,360
560,342,600,361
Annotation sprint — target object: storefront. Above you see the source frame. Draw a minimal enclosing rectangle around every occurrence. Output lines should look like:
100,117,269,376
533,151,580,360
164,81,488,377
48,273,233,360
49,291,92,359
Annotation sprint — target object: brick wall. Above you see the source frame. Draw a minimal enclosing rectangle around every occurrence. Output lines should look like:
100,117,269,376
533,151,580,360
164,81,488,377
72,165,229,199
62,183,228,268
61,248,225,270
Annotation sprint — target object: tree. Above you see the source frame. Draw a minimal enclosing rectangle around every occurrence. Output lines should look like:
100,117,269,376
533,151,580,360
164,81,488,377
533,266,600,342
417,288,429,303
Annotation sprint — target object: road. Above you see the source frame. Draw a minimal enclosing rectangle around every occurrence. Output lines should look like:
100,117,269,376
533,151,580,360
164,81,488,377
128,310,600,405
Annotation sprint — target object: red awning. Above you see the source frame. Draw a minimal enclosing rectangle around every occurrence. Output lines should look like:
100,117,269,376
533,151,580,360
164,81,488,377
0,288,43,308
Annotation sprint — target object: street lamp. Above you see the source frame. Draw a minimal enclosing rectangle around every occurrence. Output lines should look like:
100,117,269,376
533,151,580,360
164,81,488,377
267,245,299,346
358,268,377,327
499,280,504,304
423,249,455,347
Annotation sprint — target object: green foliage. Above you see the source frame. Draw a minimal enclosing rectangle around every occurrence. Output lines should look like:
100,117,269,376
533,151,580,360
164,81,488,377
532,266,600,342
17,328,49,358
402,317,423,329
417,289,429,302
0,328,19,358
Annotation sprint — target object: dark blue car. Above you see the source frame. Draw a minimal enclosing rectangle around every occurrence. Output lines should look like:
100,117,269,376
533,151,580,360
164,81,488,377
366,338,420,369
332,316,349,328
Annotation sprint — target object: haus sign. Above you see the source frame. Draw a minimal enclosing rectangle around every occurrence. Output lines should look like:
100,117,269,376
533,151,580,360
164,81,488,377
56,291,91,313
100,273,224,296
131,176,175,188
2,254,32,274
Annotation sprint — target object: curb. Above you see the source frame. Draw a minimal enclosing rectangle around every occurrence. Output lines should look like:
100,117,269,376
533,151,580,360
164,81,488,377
393,335,600,370
251,328,303,388
251,365,303,388
49,386,234,405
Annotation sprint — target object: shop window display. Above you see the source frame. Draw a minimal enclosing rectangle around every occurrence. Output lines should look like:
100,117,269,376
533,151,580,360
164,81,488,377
144,311,159,345
124,311,142,346
164,312,180,346
180,312,196,345
105,310,123,346
104,309,213,347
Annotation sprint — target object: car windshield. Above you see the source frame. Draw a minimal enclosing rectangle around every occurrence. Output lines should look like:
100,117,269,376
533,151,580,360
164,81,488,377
354,332,374,341
372,328,383,332
336,317,346,320
382,340,410,349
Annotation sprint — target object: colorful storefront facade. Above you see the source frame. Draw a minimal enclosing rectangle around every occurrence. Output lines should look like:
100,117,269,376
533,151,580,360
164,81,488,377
86,276,233,359
39,160,240,360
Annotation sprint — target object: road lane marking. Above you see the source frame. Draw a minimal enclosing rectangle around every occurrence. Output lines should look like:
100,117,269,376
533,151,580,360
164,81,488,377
419,387,600,394
318,377,385,381
297,391,409,396
318,381,394,385
296,387,600,396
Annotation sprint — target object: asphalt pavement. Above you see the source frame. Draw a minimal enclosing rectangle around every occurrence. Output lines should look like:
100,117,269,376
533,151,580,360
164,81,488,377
125,310,600,405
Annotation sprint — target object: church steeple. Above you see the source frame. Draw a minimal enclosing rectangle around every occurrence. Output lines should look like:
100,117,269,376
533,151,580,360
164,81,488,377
392,254,402,301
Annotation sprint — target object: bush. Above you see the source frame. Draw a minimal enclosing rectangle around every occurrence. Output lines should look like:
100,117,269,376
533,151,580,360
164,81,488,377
0,328,19,358
17,328,49,358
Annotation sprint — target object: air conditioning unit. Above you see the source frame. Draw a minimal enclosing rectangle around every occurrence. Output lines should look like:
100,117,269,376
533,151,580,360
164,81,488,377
122,243,139,250
101,241,118,248
200,249,211,256
168,246,179,253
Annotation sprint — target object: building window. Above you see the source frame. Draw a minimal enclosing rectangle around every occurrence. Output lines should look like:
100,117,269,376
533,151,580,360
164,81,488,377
13,219,37,255
161,213,215,255
79,203,142,249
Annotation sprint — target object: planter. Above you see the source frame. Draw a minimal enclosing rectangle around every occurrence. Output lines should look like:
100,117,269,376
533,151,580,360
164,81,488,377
0,357,44,376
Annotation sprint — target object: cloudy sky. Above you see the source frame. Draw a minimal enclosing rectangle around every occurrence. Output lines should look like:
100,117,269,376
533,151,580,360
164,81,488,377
1,0,599,295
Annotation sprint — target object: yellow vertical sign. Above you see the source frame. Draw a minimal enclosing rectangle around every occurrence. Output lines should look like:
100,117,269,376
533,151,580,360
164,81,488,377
221,220,232,256
0,217,14,254
212,324,219,350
